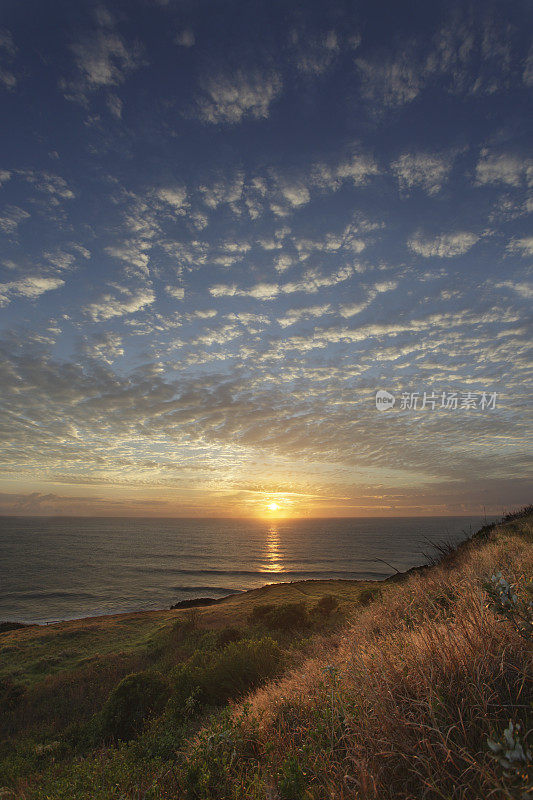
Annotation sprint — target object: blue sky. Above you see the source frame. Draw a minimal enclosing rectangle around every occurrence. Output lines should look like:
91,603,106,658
0,0,531,516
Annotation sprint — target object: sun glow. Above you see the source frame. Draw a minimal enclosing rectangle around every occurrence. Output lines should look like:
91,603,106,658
254,495,297,519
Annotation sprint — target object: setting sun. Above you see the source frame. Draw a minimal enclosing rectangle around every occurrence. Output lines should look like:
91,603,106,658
267,502,280,511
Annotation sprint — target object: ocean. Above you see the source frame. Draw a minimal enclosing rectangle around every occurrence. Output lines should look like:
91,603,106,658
0,516,492,623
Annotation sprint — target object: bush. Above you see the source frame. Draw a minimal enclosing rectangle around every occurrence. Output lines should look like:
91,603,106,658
169,654,208,713
358,586,382,606
248,602,309,631
277,754,309,800
0,677,26,712
99,670,169,741
248,604,275,625
312,594,339,617
216,626,243,647
169,637,284,718
201,637,284,703
0,621,29,633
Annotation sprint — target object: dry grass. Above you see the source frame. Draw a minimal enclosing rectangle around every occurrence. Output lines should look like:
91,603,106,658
224,517,533,799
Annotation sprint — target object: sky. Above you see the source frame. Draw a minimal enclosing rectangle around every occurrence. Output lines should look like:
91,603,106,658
0,0,531,518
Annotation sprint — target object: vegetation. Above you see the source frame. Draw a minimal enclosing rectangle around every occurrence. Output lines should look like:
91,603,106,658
99,670,169,742
0,508,531,799
248,601,310,631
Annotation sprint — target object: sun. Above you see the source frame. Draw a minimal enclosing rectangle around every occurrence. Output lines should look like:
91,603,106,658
267,502,280,511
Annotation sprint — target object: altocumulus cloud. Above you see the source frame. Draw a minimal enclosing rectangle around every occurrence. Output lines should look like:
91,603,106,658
475,150,533,188
408,231,479,258
195,69,283,124
0,277,64,306
60,6,145,106
391,151,455,196
84,287,155,321
0,27,17,90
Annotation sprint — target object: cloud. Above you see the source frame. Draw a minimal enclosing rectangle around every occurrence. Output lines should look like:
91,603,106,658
82,332,124,363
356,12,520,113
391,152,454,195
0,28,17,90
291,29,341,75
165,285,185,300
71,34,142,89
495,281,533,300
269,149,379,216
189,309,217,320
357,49,422,109
275,254,294,273
507,236,533,257
0,205,30,233
84,287,155,321
20,170,75,202
43,245,91,273
524,46,533,86
312,151,379,191
106,92,123,118
105,242,150,277
279,182,310,207
195,69,282,125
198,172,244,210
278,304,332,328
339,280,398,318
155,185,188,211
61,10,144,106
293,221,370,259
209,281,279,301
408,231,479,258
209,263,364,302
475,150,532,188
192,150,377,221
0,276,64,306
174,29,195,48
0,301,530,511
282,264,362,295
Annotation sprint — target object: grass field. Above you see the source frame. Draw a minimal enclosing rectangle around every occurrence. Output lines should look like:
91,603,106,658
0,578,373,687
0,510,531,799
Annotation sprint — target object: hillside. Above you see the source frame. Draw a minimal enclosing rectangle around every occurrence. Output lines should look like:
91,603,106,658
0,510,531,799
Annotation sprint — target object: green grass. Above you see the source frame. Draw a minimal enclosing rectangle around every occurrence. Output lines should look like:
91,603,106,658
0,579,371,687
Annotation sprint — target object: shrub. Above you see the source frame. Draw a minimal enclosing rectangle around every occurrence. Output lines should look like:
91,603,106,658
169,637,284,718
248,604,275,625
483,572,533,639
201,637,284,704
312,594,339,617
181,708,264,800
277,754,309,800
169,655,207,714
248,602,309,631
216,626,243,648
0,678,26,712
358,586,382,606
99,670,169,741
0,621,29,633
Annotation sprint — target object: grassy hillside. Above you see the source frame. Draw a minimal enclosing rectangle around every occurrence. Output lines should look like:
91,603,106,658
0,579,371,686
0,510,531,799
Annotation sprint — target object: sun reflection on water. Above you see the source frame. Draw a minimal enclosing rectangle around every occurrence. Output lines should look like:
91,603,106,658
262,524,283,573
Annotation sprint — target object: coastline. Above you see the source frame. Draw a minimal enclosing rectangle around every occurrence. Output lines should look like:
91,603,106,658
1,508,531,800
0,514,505,630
